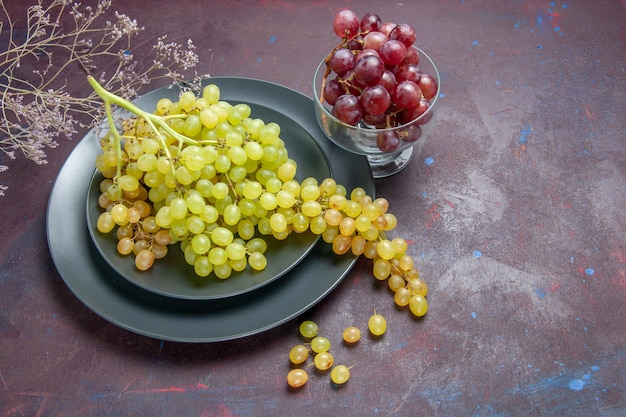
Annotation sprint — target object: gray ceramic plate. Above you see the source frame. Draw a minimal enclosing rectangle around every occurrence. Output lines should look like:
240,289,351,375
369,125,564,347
47,77,374,342
85,96,331,300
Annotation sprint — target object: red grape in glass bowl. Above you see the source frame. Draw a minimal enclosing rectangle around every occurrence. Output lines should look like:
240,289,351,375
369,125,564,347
313,45,440,178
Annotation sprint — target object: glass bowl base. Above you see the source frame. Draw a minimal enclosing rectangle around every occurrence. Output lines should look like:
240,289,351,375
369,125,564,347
367,147,414,178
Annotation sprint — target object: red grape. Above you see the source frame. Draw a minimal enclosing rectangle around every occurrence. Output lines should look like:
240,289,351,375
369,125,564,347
418,73,438,100
329,48,356,76
377,131,401,152
395,63,422,83
333,9,361,38
360,85,391,115
323,78,345,105
399,124,422,143
392,80,422,109
363,31,387,51
379,40,407,66
360,12,382,32
389,23,417,47
380,22,396,36
379,69,398,94
333,94,362,125
401,47,420,65
354,54,385,86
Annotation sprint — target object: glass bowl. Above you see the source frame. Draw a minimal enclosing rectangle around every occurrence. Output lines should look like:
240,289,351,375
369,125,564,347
313,47,440,178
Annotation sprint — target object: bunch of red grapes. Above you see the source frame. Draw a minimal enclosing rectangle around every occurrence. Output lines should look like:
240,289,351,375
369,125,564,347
321,9,439,152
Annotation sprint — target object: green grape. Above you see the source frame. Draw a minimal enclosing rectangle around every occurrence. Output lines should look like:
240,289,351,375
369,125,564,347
289,344,309,365
265,177,282,194
269,212,288,233
243,141,264,161
213,262,232,279
299,320,318,339
156,98,172,115
292,212,310,233
186,215,205,234
110,203,128,224
230,257,247,272
259,192,278,211
287,369,308,388
388,274,406,292
200,205,219,224
169,197,188,220
215,154,232,173
183,114,202,137
210,227,234,246
199,107,218,129
338,217,356,236
354,214,371,233
248,252,267,270
398,254,414,272
409,295,428,317
246,237,267,254
276,160,297,182
342,326,361,344
179,91,196,112
276,190,295,208
186,192,205,214
309,215,327,235
300,184,321,201
242,181,263,199
96,212,116,233
225,242,246,260
229,166,248,182
376,239,396,260
330,365,351,385
208,247,228,265
238,199,257,217
190,233,211,255
223,204,242,226
282,180,300,197
211,182,230,200
193,256,212,277
310,336,330,353
155,206,173,228
394,287,411,307
328,194,347,210
350,187,366,201
391,237,408,255
373,259,392,280
137,153,158,172
202,84,220,104
409,278,428,297
368,312,387,336
228,146,247,165
314,352,334,371
175,165,198,185
237,218,256,240
301,200,322,218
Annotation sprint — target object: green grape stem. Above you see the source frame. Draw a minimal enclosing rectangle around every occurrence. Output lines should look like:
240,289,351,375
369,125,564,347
87,75,204,191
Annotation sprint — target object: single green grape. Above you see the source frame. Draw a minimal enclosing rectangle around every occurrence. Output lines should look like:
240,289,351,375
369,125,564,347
342,326,361,344
330,365,351,385
313,352,334,371
288,344,309,365
310,336,331,353
299,320,318,339
368,312,387,336
287,368,308,388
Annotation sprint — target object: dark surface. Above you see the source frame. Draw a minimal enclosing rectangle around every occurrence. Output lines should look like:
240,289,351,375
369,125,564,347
1,1,625,416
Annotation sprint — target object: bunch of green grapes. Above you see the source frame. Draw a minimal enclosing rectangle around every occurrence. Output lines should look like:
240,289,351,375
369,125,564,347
91,78,428,316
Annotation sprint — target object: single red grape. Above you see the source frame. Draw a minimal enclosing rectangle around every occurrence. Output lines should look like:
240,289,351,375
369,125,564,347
363,31,387,51
400,124,422,143
418,73,438,100
389,23,417,47
333,9,361,38
379,69,398,94
394,63,422,83
333,94,362,125
360,84,391,115
360,12,382,32
323,78,345,105
354,54,385,86
392,80,422,109
330,48,356,76
379,40,407,66
377,131,401,152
